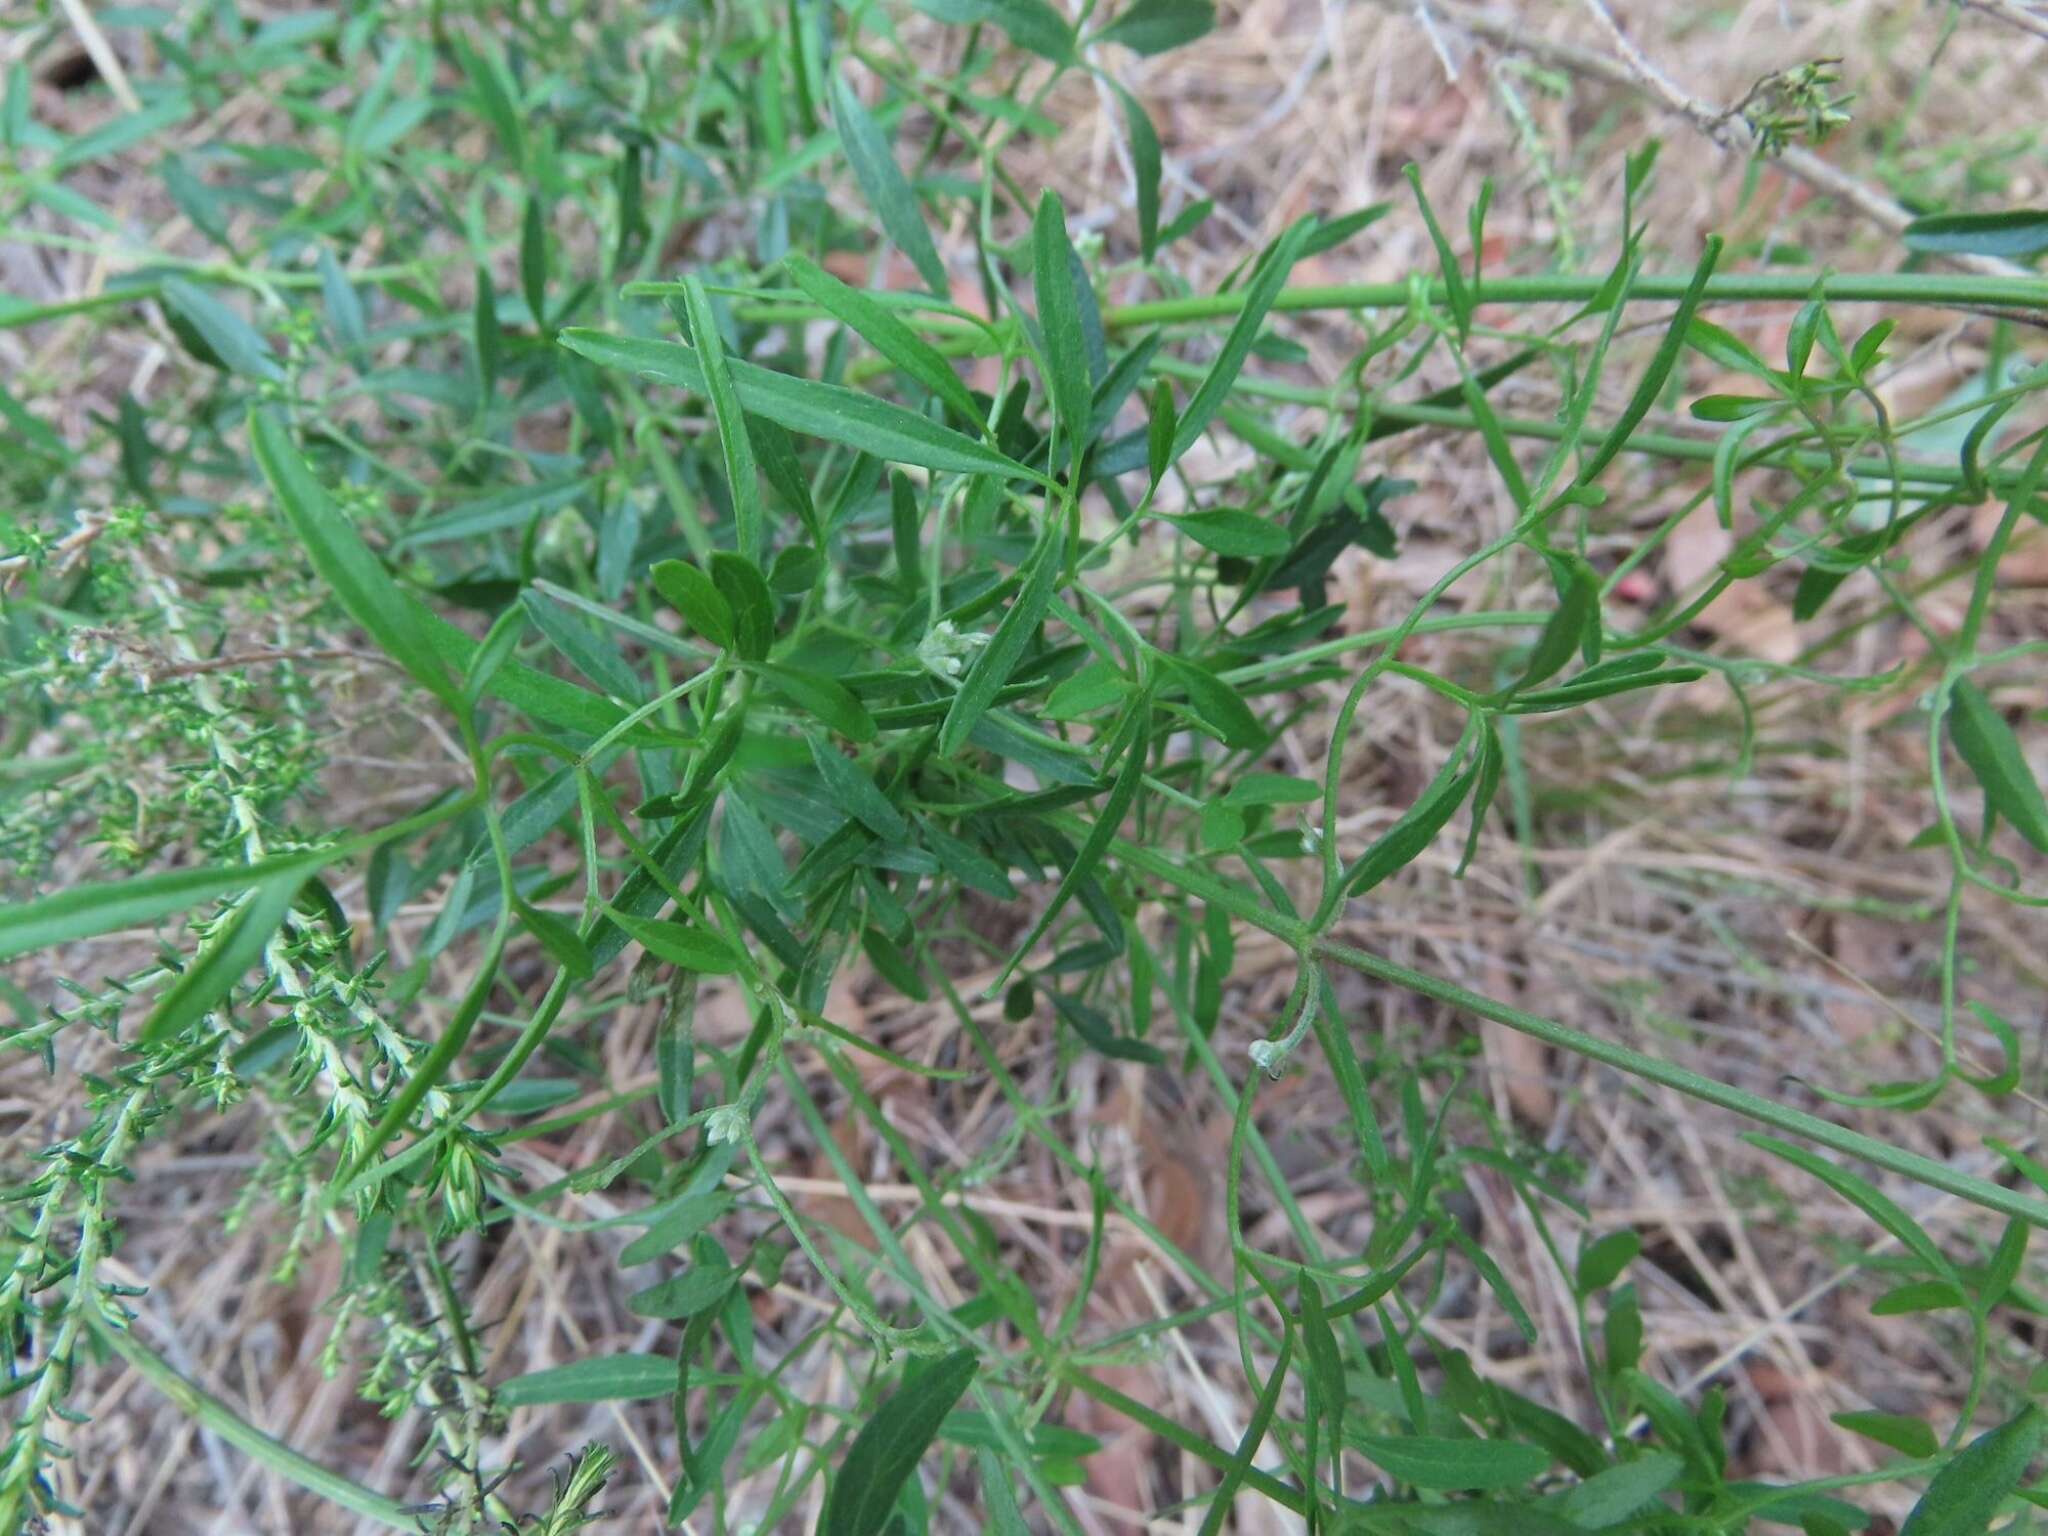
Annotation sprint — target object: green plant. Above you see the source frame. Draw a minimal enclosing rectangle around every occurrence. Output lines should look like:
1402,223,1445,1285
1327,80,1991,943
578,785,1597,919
4,2,2048,1532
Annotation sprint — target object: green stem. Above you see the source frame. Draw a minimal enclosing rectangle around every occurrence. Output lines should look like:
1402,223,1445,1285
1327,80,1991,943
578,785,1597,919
85,1311,425,1531
1311,935,2048,1230
1106,271,2048,327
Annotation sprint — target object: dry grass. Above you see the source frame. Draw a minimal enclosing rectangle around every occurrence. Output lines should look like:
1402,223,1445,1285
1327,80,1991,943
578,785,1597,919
5,0,2048,1530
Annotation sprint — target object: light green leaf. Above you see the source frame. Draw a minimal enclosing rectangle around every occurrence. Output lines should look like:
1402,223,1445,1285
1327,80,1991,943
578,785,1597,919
559,329,1040,482
1350,1433,1551,1491
497,1355,674,1406
783,253,981,426
938,526,1063,757
251,410,455,705
141,871,305,1043
681,275,764,563
830,70,947,295
1170,218,1312,464
1561,1452,1683,1528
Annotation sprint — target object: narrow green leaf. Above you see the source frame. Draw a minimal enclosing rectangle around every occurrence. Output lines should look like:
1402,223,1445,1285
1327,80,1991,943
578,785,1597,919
830,69,947,295
808,735,909,841
1225,773,1319,806
1351,1433,1551,1492
559,330,1040,482
1405,163,1472,341
1903,210,2048,260
1578,235,1722,486
1574,1230,1640,1295
1147,380,1176,487
912,0,1075,64
783,253,980,426
1159,508,1291,558
1112,83,1162,260
1091,0,1216,54
938,526,1063,757
141,872,304,1043
998,694,1150,983
1871,1279,1967,1315
250,410,454,705
1831,1412,1938,1460
1342,735,1479,897
628,1267,734,1322
1746,1135,1954,1279
1033,190,1092,474
651,558,734,649
520,195,548,324
1561,1452,1684,1528
762,664,876,742
1169,218,1312,465
1504,554,1600,697
1899,1406,2042,1536
517,902,592,980
497,1355,674,1406
1949,678,2048,853
1160,655,1264,750
820,1350,979,1536
162,277,283,382
681,276,764,563
607,911,743,974
709,552,775,662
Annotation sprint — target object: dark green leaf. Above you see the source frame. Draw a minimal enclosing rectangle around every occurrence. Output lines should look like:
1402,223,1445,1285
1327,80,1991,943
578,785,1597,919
1949,678,2048,853
1091,0,1216,55
1903,210,2048,260
710,552,775,662
1899,1406,2042,1536
161,277,283,382
652,559,734,650
820,1350,979,1536
1575,1230,1640,1295
938,527,1063,757
607,911,743,974
1832,1412,1938,1460
1159,508,1291,558
809,735,910,842
1113,83,1162,260
912,0,1075,63
763,664,876,742
1033,191,1092,473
